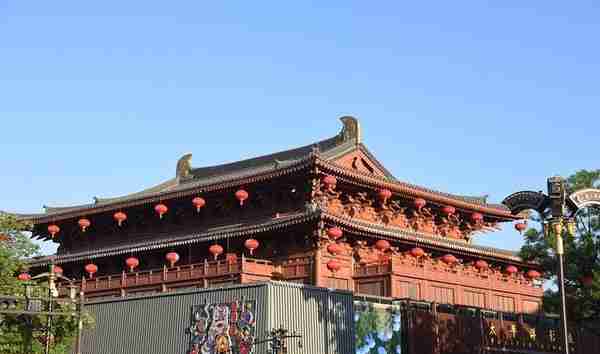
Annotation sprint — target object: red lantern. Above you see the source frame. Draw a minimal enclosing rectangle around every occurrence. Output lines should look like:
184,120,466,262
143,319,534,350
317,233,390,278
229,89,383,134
17,273,31,281
515,221,527,234
113,211,127,226
322,175,337,188
414,198,426,210
165,252,180,267
474,260,489,270
471,212,484,223
125,257,139,272
526,270,541,279
442,206,456,216
47,224,60,238
505,265,518,275
78,218,91,232
154,203,168,219
244,238,259,255
581,275,594,288
53,266,63,275
85,263,98,279
375,239,391,252
235,189,249,206
192,197,206,213
326,259,341,273
327,227,343,240
442,254,457,265
327,243,342,256
410,247,425,258
378,189,392,203
209,244,224,260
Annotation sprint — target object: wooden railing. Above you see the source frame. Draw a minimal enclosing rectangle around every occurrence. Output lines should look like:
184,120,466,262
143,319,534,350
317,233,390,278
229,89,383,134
71,256,276,297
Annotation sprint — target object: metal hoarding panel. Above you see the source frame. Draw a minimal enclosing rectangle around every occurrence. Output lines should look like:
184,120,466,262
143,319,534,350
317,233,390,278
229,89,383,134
267,281,355,354
80,283,269,354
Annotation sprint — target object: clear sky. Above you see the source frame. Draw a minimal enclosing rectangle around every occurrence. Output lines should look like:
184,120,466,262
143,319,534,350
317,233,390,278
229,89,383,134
1,1,599,255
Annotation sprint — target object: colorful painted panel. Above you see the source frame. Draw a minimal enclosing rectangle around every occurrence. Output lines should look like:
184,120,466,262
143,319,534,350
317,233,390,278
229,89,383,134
188,300,256,354
354,301,402,354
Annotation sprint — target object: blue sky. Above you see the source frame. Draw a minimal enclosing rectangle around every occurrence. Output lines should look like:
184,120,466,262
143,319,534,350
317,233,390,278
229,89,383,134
1,1,599,255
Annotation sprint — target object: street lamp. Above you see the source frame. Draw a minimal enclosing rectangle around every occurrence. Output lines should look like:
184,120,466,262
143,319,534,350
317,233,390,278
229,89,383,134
503,176,600,354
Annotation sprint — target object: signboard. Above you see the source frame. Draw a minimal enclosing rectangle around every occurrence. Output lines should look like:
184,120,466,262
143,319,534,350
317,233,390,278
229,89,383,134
569,189,600,210
502,191,550,215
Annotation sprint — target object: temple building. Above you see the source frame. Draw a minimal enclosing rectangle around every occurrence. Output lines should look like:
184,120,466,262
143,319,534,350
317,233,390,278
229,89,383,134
20,117,542,313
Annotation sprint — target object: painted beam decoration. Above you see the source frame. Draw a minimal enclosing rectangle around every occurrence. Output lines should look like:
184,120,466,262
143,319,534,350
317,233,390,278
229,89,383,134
187,300,256,354
502,191,550,215
354,301,402,354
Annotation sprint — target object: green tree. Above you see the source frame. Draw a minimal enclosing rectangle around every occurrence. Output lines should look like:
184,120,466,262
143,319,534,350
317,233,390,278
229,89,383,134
519,170,600,322
0,212,90,353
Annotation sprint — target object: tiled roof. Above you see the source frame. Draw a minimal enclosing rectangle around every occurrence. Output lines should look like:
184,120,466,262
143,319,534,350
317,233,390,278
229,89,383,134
14,116,513,223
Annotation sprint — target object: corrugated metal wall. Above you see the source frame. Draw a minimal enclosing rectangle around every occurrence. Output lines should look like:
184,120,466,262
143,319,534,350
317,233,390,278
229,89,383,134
80,282,355,354
81,284,269,354
268,281,354,354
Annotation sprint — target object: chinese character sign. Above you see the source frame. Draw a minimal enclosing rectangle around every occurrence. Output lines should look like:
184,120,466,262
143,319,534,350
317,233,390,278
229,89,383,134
188,300,256,354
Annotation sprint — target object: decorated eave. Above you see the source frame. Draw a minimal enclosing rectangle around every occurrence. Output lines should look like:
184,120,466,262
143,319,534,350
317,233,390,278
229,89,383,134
26,207,529,268
15,116,517,240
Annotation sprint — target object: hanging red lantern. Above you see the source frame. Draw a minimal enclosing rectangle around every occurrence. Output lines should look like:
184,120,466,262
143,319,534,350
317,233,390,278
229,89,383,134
581,274,594,288
515,221,527,234
414,198,426,210
85,263,98,279
47,224,60,238
53,266,63,275
113,211,127,226
327,227,343,240
471,212,484,223
327,243,342,255
505,265,518,275
378,189,392,203
526,270,541,279
322,175,337,189
192,197,206,213
326,259,341,273
244,239,260,255
410,247,425,258
125,257,139,272
154,203,168,219
375,239,391,252
235,189,249,206
17,273,31,281
165,252,180,267
474,260,489,270
78,218,91,232
209,244,224,260
441,254,458,265
442,206,456,216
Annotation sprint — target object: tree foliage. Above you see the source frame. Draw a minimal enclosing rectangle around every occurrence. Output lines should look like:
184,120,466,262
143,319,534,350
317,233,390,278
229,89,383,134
519,170,600,321
0,213,91,353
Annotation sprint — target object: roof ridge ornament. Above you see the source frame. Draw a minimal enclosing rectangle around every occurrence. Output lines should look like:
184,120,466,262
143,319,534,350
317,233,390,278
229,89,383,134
339,116,361,145
176,153,193,181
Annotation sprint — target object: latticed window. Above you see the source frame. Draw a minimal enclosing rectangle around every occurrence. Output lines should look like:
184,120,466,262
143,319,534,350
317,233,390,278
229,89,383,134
357,280,385,297
495,295,515,312
464,290,485,308
432,286,455,304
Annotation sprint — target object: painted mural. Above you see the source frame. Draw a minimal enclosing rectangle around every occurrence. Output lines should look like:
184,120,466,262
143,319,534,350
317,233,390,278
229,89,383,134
354,301,402,354
187,300,256,354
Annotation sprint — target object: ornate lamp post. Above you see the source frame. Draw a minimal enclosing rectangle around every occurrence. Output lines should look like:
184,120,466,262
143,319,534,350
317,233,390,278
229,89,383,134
503,176,600,354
